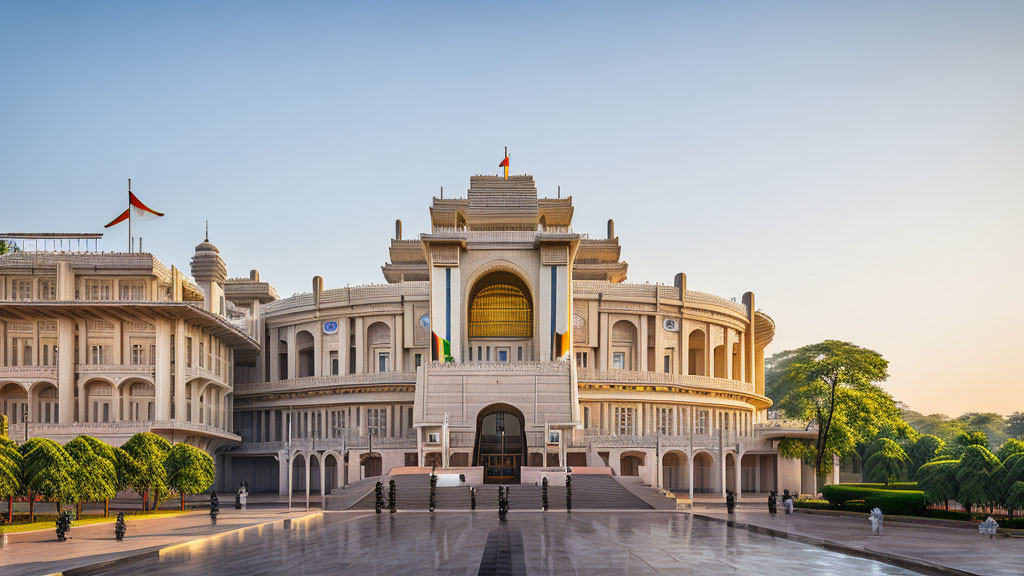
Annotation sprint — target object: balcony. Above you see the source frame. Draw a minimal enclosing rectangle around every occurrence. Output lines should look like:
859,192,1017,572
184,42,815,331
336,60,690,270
0,365,58,380
184,365,226,385
234,371,417,395
425,361,570,375
577,368,756,394
8,419,240,443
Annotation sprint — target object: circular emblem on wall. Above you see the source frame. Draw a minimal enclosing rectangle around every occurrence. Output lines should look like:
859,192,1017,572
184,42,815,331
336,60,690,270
662,318,680,332
322,320,339,335
419,314,430,330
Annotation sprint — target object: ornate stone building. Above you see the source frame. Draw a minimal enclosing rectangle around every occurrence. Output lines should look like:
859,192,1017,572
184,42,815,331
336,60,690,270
1,172,823,500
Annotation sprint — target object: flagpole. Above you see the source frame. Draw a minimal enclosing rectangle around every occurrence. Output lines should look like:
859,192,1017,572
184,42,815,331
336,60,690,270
127,178,132,253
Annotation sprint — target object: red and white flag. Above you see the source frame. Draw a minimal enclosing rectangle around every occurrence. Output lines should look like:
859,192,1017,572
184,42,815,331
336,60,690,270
104,192,164,228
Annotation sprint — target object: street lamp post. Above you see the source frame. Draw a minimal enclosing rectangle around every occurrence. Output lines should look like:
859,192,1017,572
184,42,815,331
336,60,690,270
22,405,29,442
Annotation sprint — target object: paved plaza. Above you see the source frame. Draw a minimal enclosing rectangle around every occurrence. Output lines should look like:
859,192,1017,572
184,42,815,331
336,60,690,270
693,507,1024,576
82,511,922,576
0,508,313,576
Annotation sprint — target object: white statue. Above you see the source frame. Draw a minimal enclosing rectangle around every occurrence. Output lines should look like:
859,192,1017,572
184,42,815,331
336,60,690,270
237,482,249,510
783,498,794,515
979,517,999,538
869,508,883,535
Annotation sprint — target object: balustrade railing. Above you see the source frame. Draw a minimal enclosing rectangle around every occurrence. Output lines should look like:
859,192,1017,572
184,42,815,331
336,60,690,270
577,369,755,394
425,361,569,375
235,371,417,394
78,364,155,373
0,365,57,376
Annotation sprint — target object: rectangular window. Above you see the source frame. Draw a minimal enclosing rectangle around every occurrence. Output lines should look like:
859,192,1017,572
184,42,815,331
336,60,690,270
39,280,56,300
330,351,339,376
199,342,205,368
656,407,674,435
664,355,671,373
119,281,147,301
131,344,144,365
84,279,112,300
486,347,490,361
23,344,33,366
90,345,106,365
415,353,422,368
497,349,508,362
186,338,193,368
367,407,387,437
613,352,626,370
614,406,637,436
11,279,32,300
469,347,473,361
378,352,390,373
576,351,588,368
697,411,708,435
518,346,523,361
583,406,591,428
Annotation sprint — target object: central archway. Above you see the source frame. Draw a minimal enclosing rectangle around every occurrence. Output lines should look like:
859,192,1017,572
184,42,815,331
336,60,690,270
473,403,527,483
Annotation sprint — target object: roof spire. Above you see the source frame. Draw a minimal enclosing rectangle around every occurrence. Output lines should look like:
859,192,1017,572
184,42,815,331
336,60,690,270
205,220,209,242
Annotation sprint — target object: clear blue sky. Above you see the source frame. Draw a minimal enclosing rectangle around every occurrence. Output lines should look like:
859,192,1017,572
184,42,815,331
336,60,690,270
2,1,1021,416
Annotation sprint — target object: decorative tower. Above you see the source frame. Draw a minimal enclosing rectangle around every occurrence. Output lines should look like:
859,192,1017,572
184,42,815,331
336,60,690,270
190,233,228,315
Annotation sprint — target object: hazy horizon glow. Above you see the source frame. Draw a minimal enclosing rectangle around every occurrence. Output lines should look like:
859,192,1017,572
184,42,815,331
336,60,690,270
1,1,1021,416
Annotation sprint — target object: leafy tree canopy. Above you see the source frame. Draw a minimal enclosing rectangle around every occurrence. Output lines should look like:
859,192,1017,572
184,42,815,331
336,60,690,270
907,434,944,474
996,438,1024,462
770,340,898,475
862,437,910,484
20,437,81,505
954,444,1001,511
64,436,118,503
119,432,171,502
0,436,23,499
915,459,959,506
1008,412,1024,440
165,443,215,496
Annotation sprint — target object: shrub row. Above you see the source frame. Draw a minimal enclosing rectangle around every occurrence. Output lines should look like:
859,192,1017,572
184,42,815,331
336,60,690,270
793,498,830,510
839,482,919,491
821,485,927,516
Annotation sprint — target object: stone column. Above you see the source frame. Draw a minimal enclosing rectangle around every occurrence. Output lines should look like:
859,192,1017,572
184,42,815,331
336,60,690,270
638,316,647,372
313,325,323,377
286,325,297,380
723,329,732,380
735,452,743,499
394,314,404,371
191,382,201,424
57,318,75,424
704,326,711,377
174,319,187,421
340,318,350,375
155,319,172,420
354,317,364,374
112,320,122,364
599,312,609,370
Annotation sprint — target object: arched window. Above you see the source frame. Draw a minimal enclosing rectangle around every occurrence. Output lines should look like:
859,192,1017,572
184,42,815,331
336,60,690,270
468,272,533,339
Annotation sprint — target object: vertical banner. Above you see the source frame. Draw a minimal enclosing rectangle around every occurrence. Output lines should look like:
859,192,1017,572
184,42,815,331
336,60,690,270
550,264,571,359
430,265,460,361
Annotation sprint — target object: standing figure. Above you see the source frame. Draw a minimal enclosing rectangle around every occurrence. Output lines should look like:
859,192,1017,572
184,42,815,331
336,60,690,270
237,482,249,510
726,490,736,514
869,508,883,536
767,490,777,514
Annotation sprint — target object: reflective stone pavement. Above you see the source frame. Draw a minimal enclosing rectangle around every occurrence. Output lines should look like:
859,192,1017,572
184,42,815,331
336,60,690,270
94,511,922,576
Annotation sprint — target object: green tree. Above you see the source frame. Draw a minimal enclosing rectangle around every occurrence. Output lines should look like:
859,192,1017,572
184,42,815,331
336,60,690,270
20,438,81,514
953,413,1008,447
862,437,910,484
0,436,23,502
64,436,118,515
955,445,1002,514
996,453,1024,517
164,443,215,510
0,240,19,255
771,341,895,477
119,432,171,510
938,430,988,460
916,459,959,510
907,434,945,474
1008,412,1024,440
996,438,1024,462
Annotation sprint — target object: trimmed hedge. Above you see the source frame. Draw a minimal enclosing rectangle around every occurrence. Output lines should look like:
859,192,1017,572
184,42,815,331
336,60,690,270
793,498,830,510
839,482,919,491
821,485,927,516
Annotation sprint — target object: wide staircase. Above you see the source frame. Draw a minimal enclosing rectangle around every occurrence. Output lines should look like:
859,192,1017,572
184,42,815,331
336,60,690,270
340,473,653,511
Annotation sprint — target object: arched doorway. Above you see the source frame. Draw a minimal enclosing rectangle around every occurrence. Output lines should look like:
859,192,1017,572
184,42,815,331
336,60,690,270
473,403,526,483
620,451,644,476
361,452,382,479
662,451,688,491
693,451,713,493
467,269,534,363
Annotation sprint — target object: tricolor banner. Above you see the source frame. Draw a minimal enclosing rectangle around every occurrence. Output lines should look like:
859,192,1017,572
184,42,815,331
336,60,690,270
105,191,164,228
431,331,452,363
499,148,509,180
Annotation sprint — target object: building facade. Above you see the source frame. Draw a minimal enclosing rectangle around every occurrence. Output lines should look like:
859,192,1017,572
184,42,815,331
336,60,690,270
1,172,824,500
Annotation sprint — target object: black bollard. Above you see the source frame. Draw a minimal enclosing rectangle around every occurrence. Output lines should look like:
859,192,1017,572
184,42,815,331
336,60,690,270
114,512,127,541
565,472,572,513
388,479,397,513
767,490,777,514
375,481,384,514
498,486,509,521
55,510,72,542
470,486,476,510
542,477,549,511
429,471,437,512
726,490,736,514
210,492,220,525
